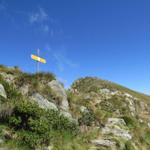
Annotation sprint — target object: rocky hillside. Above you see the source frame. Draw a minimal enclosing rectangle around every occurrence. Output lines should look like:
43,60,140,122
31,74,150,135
0,65,150,150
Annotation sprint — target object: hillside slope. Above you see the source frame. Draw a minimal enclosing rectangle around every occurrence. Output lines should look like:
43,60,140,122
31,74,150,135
0,65,150,150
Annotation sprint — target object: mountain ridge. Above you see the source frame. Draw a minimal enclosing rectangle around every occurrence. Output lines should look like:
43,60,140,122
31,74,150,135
0,65,150,150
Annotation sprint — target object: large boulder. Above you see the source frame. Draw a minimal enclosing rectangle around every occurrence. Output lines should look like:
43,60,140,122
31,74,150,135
102,126,132,140
107,118,126,126
102,118,132,140
19,84,29,95
31,93,58,111
48,80,69,111
0,84,7,99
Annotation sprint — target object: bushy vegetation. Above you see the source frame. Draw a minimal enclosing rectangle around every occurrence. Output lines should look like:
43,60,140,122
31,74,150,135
78,111,96,126
124,141,136,150
139,128,150,147
0,65,21,75
1,99,78,149
15,72,55,86
13,72,56,97
0,75,78,149
122,116,137,129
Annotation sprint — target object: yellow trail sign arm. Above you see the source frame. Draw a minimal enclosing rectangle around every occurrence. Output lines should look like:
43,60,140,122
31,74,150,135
31,54,46,64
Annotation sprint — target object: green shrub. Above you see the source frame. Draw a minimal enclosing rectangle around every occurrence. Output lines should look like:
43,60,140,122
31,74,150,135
100,101,115,113
34,72,55,82
124,141,135,150
17,130,46,149
122,116,137,128
45,109,78,134
8,99,44,129
78,111,95,126
0,77,22,100
4,99,78,149
8,115,22,128
0,65,21,75
141,128,150,145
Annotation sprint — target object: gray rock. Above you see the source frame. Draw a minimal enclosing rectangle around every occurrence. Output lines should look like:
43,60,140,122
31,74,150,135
100,88,111,94
107,118,126,126
31,93,58,111
91,139,116,147
19,84,29,95
125,97,136,116
99,88,112,99
140,101,149,114
47,145,53,150
80,106,89,113
110,90,119,96
102,118,132,140
0,84,7,99
102,126,132,140
48,80,69,111
123,93,133,98
0,138,4,144
83,94,91,100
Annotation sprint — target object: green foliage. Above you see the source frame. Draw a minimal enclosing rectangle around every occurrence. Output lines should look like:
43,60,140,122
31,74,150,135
8,116,22,128
14,72,55,96
17,130,46,149
40,85,53,100
15,72,55,87
100,100,115,113
122,116,137,128
78,111,95,126
144,129,150,145
124,141,135,150
4,99,78,149
0,76,22,100
140,128,150,146
34,72,55,82
99,96,130,115
51,131,91,150
94,109,111,124
14,73,39,91
0,65,21,75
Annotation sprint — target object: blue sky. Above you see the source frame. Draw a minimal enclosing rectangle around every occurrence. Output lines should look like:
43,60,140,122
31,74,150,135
0,0,150,94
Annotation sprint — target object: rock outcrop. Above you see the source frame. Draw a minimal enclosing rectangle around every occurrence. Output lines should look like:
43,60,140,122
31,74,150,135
31,93,58,111
91,139,116,148
0,84,7,99
102,118,132,140
48,80,69,111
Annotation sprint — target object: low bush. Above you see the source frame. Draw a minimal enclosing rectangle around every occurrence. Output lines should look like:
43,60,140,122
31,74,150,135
124,141,135,150
140,128,150,146
122,116,137,128
4,99,78,149
78,111,95,126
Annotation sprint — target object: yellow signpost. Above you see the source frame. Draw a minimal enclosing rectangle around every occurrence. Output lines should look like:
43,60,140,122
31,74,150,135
31,54,46,64
31,49,46,73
